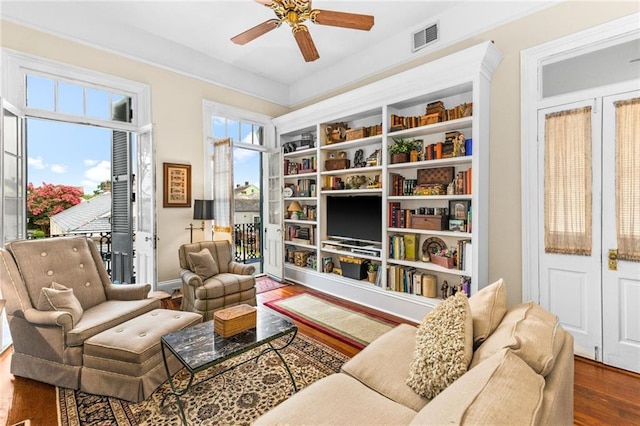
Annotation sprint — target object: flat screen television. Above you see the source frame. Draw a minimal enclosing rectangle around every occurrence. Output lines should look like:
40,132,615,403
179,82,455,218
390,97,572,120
326,195,382,243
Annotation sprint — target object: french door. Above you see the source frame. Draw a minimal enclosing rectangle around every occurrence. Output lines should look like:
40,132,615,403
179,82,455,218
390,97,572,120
538,91,640,373
263,148,283,280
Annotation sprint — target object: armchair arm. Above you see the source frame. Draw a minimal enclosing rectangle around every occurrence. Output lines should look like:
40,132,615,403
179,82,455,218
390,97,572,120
23,307,73,330
180,269,204,288
229,261,256,275
105,283,151,301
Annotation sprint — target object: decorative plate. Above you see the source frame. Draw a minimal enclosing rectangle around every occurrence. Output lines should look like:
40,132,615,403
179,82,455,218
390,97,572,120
283,187,294,197
422,237,447,257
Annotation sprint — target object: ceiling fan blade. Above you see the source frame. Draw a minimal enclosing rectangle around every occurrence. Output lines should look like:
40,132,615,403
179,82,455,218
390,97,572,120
292,25,319,62
231,19,280,45
311,9,374,31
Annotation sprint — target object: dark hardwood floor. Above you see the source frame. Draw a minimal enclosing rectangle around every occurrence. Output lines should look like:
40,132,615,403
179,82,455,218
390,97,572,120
2,283,639,425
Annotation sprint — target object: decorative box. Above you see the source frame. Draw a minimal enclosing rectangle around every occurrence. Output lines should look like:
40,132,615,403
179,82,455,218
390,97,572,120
419,112,443,126
325,159,350,171
411,214,448,231
417,167,455,185
294,251,310,266
214,304,257,337
431,254,454,269
338,256,367,280
346,128,367,141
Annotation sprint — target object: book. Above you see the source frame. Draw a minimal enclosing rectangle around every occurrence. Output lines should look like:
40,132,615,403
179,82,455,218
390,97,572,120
403,233,418,261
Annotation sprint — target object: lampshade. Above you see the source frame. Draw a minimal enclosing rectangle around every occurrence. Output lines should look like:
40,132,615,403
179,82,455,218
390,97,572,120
287,201,302,212
193,199,215,220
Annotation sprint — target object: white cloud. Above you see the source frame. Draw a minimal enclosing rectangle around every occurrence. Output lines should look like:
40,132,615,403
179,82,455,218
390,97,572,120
28,156,47,170
85,160,111,183
50,164,68,174
234,149,258,162
84,159,99,166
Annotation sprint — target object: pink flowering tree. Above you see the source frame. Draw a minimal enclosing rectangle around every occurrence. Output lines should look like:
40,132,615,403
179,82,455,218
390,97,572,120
27,182,84,235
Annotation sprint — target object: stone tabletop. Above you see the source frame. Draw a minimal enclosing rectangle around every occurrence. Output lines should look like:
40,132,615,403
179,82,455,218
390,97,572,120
162,307,296,372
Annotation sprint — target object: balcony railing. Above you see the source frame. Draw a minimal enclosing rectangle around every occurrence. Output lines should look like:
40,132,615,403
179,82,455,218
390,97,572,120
234,222,261,264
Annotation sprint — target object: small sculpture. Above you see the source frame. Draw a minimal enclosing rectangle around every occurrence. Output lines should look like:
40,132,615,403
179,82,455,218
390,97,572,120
441,280,449,299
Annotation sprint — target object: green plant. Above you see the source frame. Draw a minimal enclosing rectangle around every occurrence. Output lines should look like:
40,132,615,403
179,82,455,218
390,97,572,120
389,137,418,154
368,263,379,272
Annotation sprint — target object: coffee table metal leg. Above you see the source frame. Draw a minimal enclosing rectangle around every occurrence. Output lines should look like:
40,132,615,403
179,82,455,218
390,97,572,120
161,341,193,425
263,328,299,392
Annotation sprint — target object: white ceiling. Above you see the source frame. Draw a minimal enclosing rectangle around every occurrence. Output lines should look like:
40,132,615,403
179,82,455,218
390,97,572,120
0,1,553,106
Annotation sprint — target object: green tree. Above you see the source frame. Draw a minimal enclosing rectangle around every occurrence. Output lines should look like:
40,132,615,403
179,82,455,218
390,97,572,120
27,182,84,235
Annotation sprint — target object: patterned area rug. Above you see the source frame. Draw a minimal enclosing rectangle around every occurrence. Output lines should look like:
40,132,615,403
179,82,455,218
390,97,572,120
255,276,288,294
264,292,397,349
57,334,348,425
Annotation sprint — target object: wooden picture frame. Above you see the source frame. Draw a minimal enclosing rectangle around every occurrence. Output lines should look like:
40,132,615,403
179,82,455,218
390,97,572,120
163,162,191,208
449,199,471,221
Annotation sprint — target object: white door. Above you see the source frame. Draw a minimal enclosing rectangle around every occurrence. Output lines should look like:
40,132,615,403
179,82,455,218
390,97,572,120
601,91,640,373
263,149,283,280
538,100,603,360
134,125,157,288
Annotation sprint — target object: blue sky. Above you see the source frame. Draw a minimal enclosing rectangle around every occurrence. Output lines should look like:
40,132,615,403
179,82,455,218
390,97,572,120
26,76,260,194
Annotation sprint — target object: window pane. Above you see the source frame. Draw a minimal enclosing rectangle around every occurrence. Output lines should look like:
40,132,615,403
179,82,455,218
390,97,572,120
253,125,264,145
86,88,110,119
227,120,239,142
212,116,226,138
26,75,55,110
3,110,19,155
3,153,17,197
57,81,84,115
240,122,253,144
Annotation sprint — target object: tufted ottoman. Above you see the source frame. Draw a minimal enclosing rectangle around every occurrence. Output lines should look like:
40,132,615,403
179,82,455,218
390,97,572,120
81,309,202,402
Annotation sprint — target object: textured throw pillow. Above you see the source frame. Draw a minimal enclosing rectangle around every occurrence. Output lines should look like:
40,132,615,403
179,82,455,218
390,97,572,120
406,291,473,399
188,248,219,280
36,282,83,326
468,278,507,347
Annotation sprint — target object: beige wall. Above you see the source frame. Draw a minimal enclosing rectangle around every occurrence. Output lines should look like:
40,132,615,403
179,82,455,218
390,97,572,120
294,2,639,307
2,1,638,302
0,20,288,284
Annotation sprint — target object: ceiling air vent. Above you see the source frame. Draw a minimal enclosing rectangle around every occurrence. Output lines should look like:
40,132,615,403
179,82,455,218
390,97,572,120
412,22,439,53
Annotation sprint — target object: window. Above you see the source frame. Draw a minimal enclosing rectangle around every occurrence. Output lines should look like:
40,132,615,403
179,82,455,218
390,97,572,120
213,116,263,145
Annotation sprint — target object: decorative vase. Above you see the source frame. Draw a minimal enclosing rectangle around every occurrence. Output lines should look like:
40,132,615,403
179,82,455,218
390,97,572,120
391,153,409,164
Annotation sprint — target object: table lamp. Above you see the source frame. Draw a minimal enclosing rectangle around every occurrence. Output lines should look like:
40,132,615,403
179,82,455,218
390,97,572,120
188,199,215,242
287,201,303,219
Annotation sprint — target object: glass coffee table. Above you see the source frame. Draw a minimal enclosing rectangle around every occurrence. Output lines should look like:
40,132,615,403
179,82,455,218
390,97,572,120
160,307,298,425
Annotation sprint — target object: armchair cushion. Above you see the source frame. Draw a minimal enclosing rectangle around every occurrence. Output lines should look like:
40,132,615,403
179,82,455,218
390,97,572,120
188,248,219,279
36,282,83,327
468,278,507,347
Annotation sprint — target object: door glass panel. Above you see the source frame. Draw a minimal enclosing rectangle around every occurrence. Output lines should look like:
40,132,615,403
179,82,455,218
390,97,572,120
3,111,19,155
615,97,640,261
544,106,593,255
3,153,17,197
268,151,281,225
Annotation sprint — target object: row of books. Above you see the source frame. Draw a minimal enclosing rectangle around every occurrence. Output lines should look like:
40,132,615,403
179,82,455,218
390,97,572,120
390,175,418,196
388,234,419,261
285,224,315,245
387,265,437,296
285,179,316,197
453,167,472,195
284,157,316,176
456,239,472,272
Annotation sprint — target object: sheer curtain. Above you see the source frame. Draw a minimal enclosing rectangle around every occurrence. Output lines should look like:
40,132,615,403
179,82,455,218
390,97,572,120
213,137,232,235
544,106,592,255
615,98,640,261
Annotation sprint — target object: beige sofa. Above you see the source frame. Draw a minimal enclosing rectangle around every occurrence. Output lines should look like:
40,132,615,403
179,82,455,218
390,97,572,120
0,236,202,402
256,280,574,425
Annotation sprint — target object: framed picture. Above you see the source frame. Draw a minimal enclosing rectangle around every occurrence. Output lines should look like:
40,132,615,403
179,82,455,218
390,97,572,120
449,199,471,221
163,162,191,208
449,219,466,232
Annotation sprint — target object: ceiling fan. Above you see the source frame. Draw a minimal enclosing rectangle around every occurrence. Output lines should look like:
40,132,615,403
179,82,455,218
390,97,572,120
231,0,375,62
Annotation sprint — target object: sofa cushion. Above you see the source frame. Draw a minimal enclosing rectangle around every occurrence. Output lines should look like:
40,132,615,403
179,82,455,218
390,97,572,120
470,302,563,376
406,291,473,399
36,282,84,327
468,278,507,347
410,348,545,425
254,373,417,426
341,323,429,412
188,248,219,280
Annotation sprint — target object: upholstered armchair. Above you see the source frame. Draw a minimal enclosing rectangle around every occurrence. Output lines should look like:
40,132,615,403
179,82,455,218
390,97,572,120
178,240,257,321
0,236,159,390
